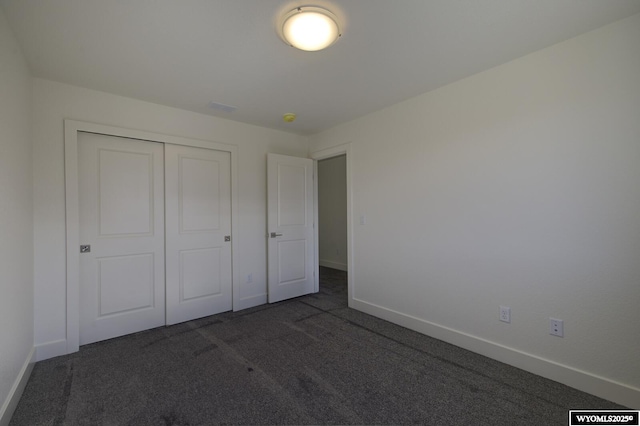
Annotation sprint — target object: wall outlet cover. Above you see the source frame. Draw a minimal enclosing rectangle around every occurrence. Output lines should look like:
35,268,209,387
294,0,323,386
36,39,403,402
550,318,564,337
499,306,511,323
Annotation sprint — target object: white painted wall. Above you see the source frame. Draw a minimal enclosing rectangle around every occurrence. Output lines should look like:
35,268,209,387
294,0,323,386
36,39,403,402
32,79,308,359
318,155,347,271
309,14,640,406
0,9,34,422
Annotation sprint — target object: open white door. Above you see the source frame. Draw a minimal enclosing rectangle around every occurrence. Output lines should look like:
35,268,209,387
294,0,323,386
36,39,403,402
267,153,315,303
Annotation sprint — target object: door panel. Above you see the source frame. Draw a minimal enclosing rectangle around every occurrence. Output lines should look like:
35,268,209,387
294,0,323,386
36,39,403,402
97,149,154,235
79,132,165,345
278,239,306,283
267,153,315,303
277,164,307,226
165,144,232,325
179,156,222,232
180,248,222,300
97,254,154,316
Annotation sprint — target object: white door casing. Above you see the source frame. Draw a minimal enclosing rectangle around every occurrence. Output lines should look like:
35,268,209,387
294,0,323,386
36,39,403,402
165,144,232,325
78,133,166,345
267,153,315,303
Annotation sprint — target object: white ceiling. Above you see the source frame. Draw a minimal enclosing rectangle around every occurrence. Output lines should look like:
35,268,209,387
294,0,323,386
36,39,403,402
2,0,639,135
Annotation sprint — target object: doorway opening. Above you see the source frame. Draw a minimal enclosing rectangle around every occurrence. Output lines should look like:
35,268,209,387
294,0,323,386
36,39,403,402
317,154,348,301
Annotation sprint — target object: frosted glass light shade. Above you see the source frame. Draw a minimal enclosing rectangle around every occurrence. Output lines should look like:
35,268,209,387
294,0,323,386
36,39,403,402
279,7,341,51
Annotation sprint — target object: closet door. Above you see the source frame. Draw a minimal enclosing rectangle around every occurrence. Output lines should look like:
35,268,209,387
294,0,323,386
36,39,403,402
79,133,165,345
165,144,232,325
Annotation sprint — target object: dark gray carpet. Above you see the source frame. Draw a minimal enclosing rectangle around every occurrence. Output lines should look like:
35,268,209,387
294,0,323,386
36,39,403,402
11,267,623,425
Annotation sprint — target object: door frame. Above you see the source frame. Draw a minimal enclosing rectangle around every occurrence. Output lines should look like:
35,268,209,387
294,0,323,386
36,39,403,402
64,119,240,354
311,143,354,304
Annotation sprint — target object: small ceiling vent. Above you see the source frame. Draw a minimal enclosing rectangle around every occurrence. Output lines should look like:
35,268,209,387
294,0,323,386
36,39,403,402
208,101,237,113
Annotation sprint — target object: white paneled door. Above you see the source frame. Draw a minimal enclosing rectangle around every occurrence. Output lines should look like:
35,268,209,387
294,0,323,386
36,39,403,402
79,133,232,345
267,153,315,303
165,144,232,325
79,133,166,345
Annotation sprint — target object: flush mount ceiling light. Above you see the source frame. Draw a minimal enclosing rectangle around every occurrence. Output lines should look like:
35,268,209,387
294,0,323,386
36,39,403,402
278,6,341,51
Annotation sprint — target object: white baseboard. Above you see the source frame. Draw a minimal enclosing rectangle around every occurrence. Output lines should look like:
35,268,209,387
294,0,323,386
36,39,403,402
350,297,640,408
319,259,348,271
234,293,267,311
35,339,68,362
0,347,35,426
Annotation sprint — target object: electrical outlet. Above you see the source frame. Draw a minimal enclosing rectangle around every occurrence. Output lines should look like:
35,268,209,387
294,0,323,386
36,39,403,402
499,306,511,323
549,318,564,337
